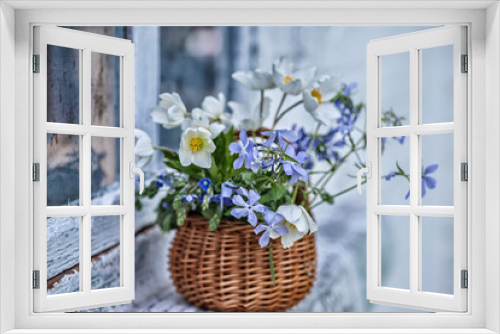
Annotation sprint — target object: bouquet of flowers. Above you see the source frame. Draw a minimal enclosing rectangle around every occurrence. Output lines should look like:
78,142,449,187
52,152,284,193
135,56,439,283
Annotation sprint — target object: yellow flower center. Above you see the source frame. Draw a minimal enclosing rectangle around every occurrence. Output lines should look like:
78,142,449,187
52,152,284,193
286,222,297,231
311,88,322,105
284,75,294,84
189,138,204,152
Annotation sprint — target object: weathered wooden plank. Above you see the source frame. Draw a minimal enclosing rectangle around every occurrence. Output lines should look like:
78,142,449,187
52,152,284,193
47,180,161,279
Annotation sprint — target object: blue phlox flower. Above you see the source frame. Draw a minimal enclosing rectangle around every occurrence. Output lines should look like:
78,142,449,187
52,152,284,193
262,129,298,149
284,151,309,184
221,181,237,198
198,177,212,192
229,130,256,170
342,82,358,96
156,179,164,188
403,164,438,200
385,171,396,181
231,189,267,226
254,211,288,248
162,202,169,210
422,164,438,197
212,194,233,206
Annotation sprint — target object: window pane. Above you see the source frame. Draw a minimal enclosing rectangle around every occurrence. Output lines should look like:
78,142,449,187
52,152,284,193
91,137,121,205
381,136,410,205
91,215,121,290
380,52,410,127
421,45,454,124
381,215,410,290
91,52,121,127
47,216,80,295
421,133,454,206
421,217,454,294
47,45,80,124
47,133,80,206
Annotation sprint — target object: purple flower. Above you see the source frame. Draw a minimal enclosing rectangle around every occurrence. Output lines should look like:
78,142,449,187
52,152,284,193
162,202,169,210
403,164,438,200
229,130,256,170
254,211,288,248
284,151,309,184
212,194,233,206
341,82,358,95
261,130,298,149
198,177,212,192
422,164,438,197
385,171,396,181
221,181,237,198
231,189,266,226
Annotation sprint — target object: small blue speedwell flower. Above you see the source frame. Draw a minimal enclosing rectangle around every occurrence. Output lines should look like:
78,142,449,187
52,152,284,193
181,194,198,203
198,177,212,192
254,211,288,248
231,188,267,226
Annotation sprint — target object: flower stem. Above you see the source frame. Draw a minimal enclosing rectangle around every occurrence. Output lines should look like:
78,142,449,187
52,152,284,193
308,180,367,210
309,136,365,206
259,90,265,121
307,123,322,155
273,100,303,126
268,243,276,286
291,182,300,204
272,93,287,129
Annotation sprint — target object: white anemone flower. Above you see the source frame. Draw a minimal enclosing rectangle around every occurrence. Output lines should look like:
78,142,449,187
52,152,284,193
200,93,233,132
179,127,216,169
150,92,187,129
272,56,316,96
228,97,271,131
303,75,337,126
134,129,155,169
182,108,225,139
232,69,276,90
201,93,228,121
276,204,318,249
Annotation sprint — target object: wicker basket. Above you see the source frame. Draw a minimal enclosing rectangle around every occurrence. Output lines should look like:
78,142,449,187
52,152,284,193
169,214,317,312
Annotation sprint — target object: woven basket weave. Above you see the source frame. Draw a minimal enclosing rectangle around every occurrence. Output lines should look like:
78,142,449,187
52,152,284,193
169,214,317,312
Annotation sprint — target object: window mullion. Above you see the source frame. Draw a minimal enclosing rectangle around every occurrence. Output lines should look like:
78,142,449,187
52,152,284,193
409,47,420,294
82,47,92,294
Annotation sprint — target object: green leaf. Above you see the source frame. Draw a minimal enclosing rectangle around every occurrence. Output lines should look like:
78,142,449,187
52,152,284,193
396,161,405,174
320,191,335,204
209,209,222,231
271,183,286,200
259,192,275,204
176,208,187,227
161,212,175,232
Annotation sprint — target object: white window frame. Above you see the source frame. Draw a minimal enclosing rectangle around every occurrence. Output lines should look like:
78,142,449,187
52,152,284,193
0,1,499,333
365,26,468,312
33,26,136,313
